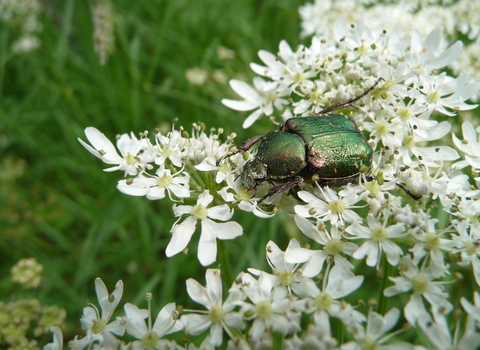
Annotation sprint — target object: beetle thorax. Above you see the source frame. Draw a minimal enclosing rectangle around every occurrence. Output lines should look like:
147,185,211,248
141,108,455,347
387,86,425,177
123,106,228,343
240,159,268,190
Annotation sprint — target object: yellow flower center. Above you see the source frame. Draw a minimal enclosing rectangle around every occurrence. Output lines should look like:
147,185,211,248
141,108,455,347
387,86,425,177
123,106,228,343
426,90,440,103
256,300,273,320
371,227,388,243
398,107,412,120
192,204,208,220
359,337,380,350
91,319,107,334
278,271,295,288
314,292,333,311
141,331,159,349
425,232,440,250
328,200,346,214
125,153,137,165
375,121,389,136
157,173,173,188
324,239,343,255
209,305,226,323
412,273,428,295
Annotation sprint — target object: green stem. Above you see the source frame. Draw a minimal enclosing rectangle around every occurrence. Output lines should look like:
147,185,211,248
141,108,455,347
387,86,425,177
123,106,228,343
217,240,233,289
377,255,393,315
333,317,344,344
184,159,207,190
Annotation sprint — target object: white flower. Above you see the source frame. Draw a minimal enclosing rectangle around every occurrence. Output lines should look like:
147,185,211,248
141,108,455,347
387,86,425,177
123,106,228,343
341,308,414,350
240,272,298,341
249,239,311,298
117,166,190,201
409,218,454,277
384,256,452,325
165,190,243,266
295,186,363,226
453,121,480,170
154,131,185,168
451,220,480,287
302,265,364,331
124,302,181,350
221,77,289,128
418,306,480,350
417,73,479,117
181,269,245,347
286,216,358,277
78,127,150,176
405,27,463,78
70,278,125,350
346,213,406,268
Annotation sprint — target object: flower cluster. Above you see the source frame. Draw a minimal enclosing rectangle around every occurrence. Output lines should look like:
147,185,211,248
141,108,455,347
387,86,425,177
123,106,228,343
76,16,480,348
298,0,480,96
48,253,480,349
78,122,244,266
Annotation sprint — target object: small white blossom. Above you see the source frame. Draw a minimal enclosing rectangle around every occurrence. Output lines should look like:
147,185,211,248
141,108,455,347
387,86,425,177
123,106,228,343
124,302,181,350
240,272,298,341
70,279,125,350
117,166,190,201
295,186,363,226
418,306,480,350
78,127,151,176
181,269,245,347
341,308,414,350
222,77,290,128
166,190,243,266
286,216,358,277
384,256,452,325
301,265,364,331
346,213,406,268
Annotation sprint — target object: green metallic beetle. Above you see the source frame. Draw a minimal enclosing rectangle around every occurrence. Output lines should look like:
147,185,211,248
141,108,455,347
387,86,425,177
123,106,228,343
219,78,383,203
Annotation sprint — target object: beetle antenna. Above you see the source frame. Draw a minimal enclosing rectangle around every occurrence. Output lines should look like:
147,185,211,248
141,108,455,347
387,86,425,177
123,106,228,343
318,77,384,114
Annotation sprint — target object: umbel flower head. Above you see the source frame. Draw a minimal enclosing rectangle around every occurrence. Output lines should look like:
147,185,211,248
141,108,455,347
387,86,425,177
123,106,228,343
79,20,480,331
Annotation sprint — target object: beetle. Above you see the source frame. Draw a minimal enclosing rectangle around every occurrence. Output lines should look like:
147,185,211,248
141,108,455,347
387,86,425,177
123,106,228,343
219,78,384,203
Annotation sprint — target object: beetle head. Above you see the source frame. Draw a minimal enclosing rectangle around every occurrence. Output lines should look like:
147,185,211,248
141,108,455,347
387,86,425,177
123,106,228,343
240,159,268,190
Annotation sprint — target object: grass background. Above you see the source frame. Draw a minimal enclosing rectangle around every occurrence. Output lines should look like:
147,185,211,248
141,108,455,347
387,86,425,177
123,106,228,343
2,0,478,346
1,0,308,342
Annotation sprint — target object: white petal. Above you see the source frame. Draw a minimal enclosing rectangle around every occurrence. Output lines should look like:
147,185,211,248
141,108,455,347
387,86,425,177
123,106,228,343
229,79,260,100
186,278,210,308
124,303,148,338
430,41,462,69
198,220,218,266
117,180,150,197
165,216,197,257
207,204,233,221
205,269,223,303
152,303,177,336
197,190,214,207
242,109,263,128
221,98,259,111
213,220,243,240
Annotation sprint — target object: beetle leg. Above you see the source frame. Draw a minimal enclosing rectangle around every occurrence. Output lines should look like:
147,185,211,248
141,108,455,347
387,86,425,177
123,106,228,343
257,176,303,203
318,77,384,114
318,177,362,188
396,183,422,200
216,134,264,166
